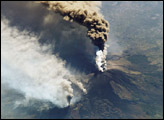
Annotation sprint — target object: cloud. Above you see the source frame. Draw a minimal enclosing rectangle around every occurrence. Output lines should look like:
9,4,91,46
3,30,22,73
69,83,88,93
1,19,86,109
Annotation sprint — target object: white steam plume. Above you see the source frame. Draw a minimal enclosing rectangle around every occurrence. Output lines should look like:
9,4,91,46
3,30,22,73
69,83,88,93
96,45,108,72
1,19,86,108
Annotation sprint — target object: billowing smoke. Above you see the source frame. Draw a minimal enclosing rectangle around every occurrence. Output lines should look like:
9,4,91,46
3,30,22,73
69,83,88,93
1,19,87,108
39,1,110,72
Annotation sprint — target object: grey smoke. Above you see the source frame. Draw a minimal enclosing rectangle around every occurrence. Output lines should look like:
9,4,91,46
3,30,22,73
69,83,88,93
1,19,86,108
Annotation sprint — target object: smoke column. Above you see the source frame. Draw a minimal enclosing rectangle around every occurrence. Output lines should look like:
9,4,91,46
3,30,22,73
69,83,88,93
38,1,110,72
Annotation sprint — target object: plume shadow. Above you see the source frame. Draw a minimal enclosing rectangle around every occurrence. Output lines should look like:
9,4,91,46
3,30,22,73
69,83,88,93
1,1,97,73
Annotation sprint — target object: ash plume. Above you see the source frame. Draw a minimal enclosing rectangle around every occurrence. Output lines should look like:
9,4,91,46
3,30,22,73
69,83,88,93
39,1,110,72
